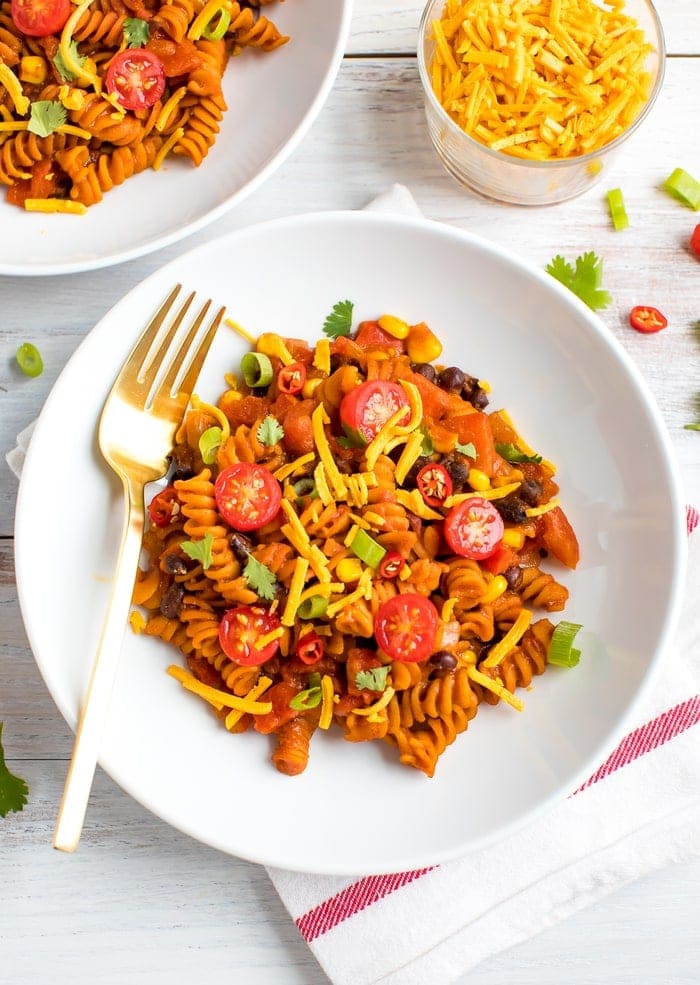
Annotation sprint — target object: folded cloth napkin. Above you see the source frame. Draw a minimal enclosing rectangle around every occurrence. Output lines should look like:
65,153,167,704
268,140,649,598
8,186,700,985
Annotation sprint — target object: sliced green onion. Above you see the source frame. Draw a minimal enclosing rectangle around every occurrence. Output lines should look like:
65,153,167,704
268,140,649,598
293,478,316,498
547,621,583,668
289,686,322,711
420,427,434,456
307,671,322,689
349,528,386,568
241,351,273,388
202,6,230,40
198,426,223,465
494,442,542,464
684,423,700,432
606,187,629,231
663,168,700,211
16,342,43,377
297,595,328,620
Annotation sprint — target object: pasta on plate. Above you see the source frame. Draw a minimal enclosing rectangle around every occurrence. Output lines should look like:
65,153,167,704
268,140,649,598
0,0,288,212
132,308,581,778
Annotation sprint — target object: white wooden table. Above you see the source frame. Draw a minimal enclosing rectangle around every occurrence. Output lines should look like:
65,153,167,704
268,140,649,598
1,2,699,983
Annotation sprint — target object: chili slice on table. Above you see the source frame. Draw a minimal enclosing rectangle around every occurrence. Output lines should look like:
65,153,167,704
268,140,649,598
339,380,410,443
277,362,307,395
629,306,667,333
378,551,404,579
690,224,700,258
444,496,504,560
218,605,281,666
11,0,70,36
105,49,166,111
214,463,281,531
147,486,179,527
374,593,439,663
417,463,453,507
295,632,324,665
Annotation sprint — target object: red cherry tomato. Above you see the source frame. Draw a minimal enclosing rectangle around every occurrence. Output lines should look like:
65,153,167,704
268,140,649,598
629,306,667,334
444,496,504,560
105,50,166,111
147,486,179,527
374,593,438,663
218,605,281,667
378,551,404,579
277,362,307,395
214,463,281,531
295,632,324,665
692,224,700,258
339,381,410,444
11,0,70,36
417,463,453,507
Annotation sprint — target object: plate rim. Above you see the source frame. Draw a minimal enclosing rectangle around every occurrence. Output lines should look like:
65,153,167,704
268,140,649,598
14,209,689,874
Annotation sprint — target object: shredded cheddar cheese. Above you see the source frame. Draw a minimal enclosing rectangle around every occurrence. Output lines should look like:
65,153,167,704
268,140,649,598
467,666,524,711
318,674,335,730
311,404,348,499
273,452,315,481
395,488,444,521
155,86,187,132
167,665,273,714
60,0,100,87
225,676,273,731
24,199,88,215
313,338,331,375
525,498,561,517
281,557,309,627
482,608,533,668
352,687,396,720
256,333,295,366
152,126,185,171
0,63,30,115
224,318,258,345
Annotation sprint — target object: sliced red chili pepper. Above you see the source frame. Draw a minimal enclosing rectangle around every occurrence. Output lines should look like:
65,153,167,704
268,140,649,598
416,463,453,507
147,486,179,527
629,306,668,334
691,224,700,258
378,551,404,579
295,631,324,665
277,362,307,395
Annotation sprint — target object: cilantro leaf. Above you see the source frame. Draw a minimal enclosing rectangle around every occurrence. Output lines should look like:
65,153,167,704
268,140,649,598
420,427,434,456
322,300,354,339
454,441,476,458
243,555,277,602
355,666,390,692
546,251,612,311
53,41,86,82
181,533,214,570
0,724,29,819
337,429,367,449
257,415,284,446
28,100,67,138
198,426,223,465
495,442,542,464
124,17,150,47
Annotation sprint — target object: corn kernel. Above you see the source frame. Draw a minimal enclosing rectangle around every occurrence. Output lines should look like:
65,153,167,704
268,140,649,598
19,56,47,85
480,575,508,604
302,377,322,399
378,314,410,340
468,468,491,491
502,528,526,549
406,322,443,363
336,558,363,583
477,378,492,393
58,85,86,111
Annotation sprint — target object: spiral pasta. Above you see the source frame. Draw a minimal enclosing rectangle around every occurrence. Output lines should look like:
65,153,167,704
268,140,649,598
133,312,581,777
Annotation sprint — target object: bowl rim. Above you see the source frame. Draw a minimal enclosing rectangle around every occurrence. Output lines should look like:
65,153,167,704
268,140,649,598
416,0,667,171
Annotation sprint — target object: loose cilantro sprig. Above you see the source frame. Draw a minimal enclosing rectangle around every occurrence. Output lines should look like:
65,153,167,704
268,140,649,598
322,300,354,339
243,555,277,601
181,533,214,570
257,415,284,446
53,41,86,82
0,724,28,819
124,17,150,47
546,252,612,311
495,442,542,464
355,666,390,692
454,441,476,458
419,427,434,456
28,101,67,138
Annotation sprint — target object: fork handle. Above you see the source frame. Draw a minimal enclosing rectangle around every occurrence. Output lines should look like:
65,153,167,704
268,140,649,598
54,481,145,852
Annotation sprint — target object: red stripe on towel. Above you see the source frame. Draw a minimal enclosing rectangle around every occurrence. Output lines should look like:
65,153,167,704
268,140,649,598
688,505,699,535
295,696,700,943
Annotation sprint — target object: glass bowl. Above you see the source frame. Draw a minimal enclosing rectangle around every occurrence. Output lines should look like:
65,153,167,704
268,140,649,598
417,0,666,206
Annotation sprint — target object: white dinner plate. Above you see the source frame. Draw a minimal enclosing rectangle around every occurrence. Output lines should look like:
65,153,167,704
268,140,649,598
0,0,352,277
15,212,686,874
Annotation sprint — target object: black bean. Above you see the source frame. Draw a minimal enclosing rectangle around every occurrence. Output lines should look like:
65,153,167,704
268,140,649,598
460,373,479,400
438,366,466,392
404,455,432,488
170,444,195,482
441,454,469,488
520,479,543,506
164,553,188,576
230,532,254,563
410,362,438,384
470,386,489,410
160,583,184,620
539,547,549,559
431,651,458,671
503,565,523,590
495,497,528,524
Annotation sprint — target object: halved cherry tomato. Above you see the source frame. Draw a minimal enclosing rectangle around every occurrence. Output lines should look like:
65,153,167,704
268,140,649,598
374,593,438,663
218,605,281,666
339,380,410,444
378,551,404,579
691,224,700,258
277,362,307,395
147,32,203,78
417,463,453,507
354,320,405,355
11,0,70,36
6,159,62,207
147,485,179,527
629,306,667,334
214,463,281,531
253,682,300,734
295,632,324,665
444,496,504,560
105,49,166,112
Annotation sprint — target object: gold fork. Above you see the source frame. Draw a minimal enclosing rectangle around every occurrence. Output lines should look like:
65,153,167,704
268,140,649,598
53,284,225,853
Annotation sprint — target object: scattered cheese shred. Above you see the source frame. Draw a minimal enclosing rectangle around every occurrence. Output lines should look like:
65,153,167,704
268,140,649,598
525,498,560,517
167,665,273,714
318,674,335,729
298,581,344,602
443,481,521,507
313,338,331,375
256,332,295,366
273,452,315,481
152,126,184,171
24,199,87,215
59,0,100,87
311,403,347,498
394,430,425,485
0,63,29,115
281,557,310,627
467,667,524,711
430,0,654,159
155,86,187,132
129,610,146,634
224,318,258,345
254,626,285,650
191,394,231,443
395,488,444,521
351,687,396,720
482,609,533,668
225,676,273,731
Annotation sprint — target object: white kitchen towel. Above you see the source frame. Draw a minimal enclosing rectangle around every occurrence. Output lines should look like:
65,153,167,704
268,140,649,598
8,186,700,985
